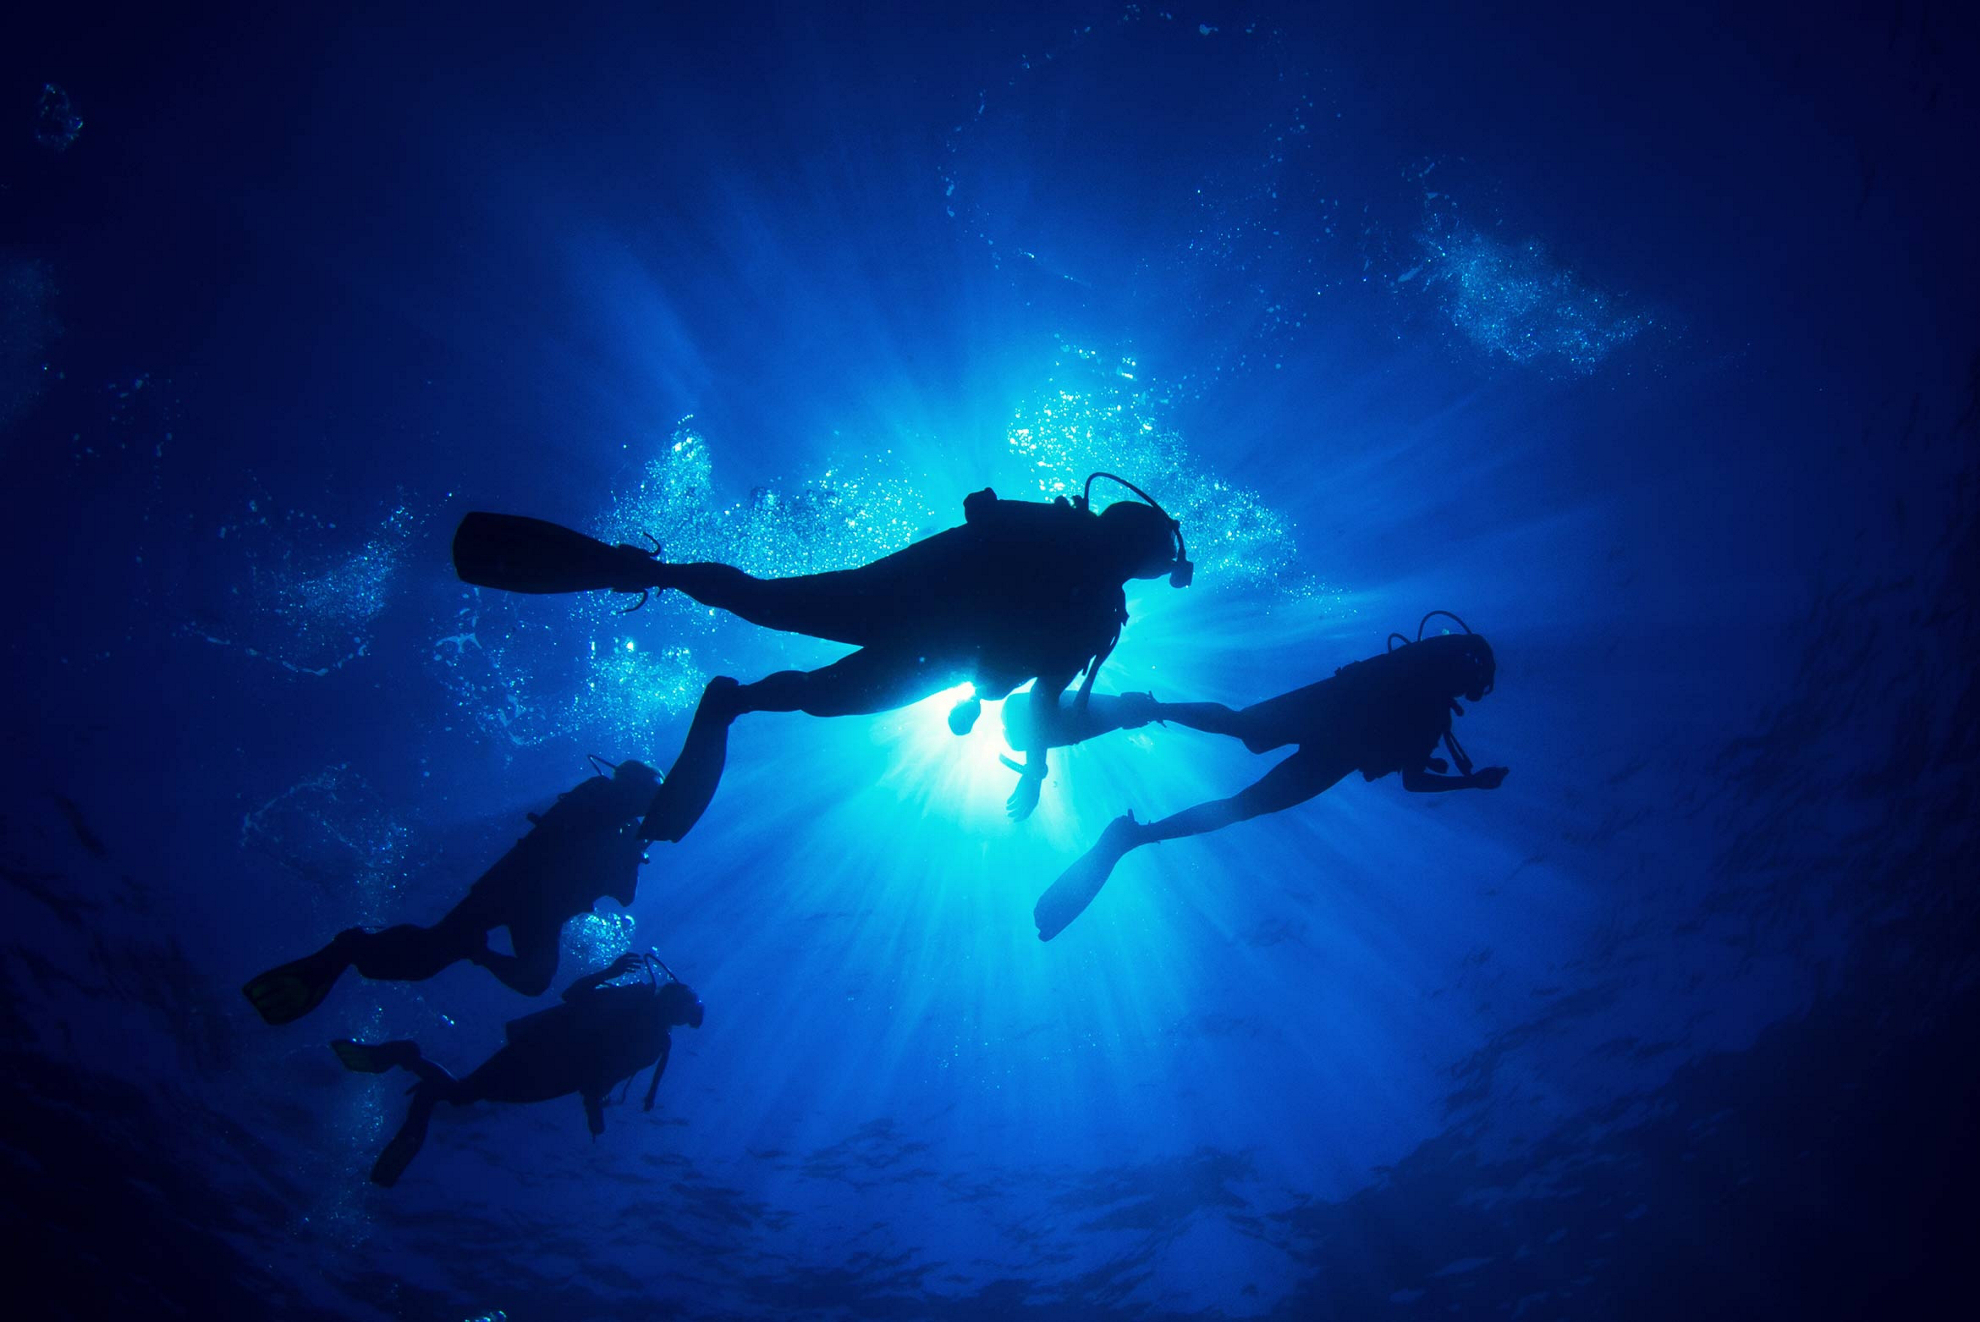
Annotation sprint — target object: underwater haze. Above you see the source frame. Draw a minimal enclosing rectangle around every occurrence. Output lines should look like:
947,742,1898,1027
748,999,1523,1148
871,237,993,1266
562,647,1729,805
4,2,1978,1318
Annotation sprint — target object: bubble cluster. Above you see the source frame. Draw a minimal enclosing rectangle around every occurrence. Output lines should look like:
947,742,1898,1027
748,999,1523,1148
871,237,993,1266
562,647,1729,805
1411,227,1646,375
427,605,578,748
198,496,421,676
561,911,637,973
597,419,940,579
34,83,82,152
1007,347,1307,594
240,764,411,924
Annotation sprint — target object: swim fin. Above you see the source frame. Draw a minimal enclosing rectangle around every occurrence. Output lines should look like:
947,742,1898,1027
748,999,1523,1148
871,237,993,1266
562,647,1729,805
639,679,740,843
241,939,354,1025
452,511,660,596
1034,813,1141,941
330,1038,423,1074
371,1085,439,1187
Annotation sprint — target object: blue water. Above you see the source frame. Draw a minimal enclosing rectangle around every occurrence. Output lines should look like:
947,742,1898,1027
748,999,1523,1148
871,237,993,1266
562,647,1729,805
4,3,1977,1318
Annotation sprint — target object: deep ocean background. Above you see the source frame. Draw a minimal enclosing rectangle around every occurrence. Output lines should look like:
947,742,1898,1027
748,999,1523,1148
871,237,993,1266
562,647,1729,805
3,3,1977,1318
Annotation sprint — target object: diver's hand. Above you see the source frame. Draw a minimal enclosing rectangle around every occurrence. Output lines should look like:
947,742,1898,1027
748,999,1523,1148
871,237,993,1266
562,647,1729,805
603,951,645,978
948,694,983,737
1116,691,1160,729
1001,756,1045,821
1472,766,1509,790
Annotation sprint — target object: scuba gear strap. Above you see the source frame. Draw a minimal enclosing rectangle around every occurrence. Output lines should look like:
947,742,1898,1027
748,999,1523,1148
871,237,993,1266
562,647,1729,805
1443,721,1476,777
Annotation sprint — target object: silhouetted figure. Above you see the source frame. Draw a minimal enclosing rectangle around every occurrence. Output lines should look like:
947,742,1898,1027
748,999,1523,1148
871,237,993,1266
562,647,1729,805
242,759,661,1024
1029,616,1509,940
452,473,1194,834
332,951,704,1186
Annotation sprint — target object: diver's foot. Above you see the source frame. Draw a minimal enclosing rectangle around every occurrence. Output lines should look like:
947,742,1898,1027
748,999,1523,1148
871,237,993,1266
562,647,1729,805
1033,812,1143,942
948,694,983,737
701,675,745,720
607,540,665,593
330,1038,422,1075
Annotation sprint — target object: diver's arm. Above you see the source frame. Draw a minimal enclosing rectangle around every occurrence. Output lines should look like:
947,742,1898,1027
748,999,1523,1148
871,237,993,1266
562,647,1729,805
642,1038,672,1112
1008,690,1158,751
1401,764,1508,793
1005,669,1078,820
561,951,644,1001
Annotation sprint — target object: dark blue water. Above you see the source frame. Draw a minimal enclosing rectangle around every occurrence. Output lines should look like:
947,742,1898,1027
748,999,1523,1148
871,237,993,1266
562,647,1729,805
4,3,1977,1318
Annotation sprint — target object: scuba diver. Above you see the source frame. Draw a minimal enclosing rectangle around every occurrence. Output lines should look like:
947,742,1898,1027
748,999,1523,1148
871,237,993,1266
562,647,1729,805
242,757,662,1025
1025,614,1510,940
451,472,1194,836
332,950,704,1186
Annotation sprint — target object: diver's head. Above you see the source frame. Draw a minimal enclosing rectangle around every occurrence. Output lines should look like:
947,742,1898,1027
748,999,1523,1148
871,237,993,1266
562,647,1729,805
1413,632,1496,702
1084,472,1193,587
656,978,705,1029
1098,500,1192,585
592,757,661,813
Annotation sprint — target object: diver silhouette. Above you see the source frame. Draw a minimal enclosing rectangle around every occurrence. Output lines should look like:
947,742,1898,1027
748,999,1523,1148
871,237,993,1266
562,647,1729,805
1023,614,1509,940
242,758,662,1025
451,473,1194,835
332,951,704,1186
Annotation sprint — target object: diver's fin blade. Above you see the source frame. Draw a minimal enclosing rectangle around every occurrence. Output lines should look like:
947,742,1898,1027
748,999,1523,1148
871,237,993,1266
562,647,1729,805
241,947,349,1026
638,681,737,843
1033,827,1133,941
371,1090,436,1187
331,1039,420,1074
452,512,651,595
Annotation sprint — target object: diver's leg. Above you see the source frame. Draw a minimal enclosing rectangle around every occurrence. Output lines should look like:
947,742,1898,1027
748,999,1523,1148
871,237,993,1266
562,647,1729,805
1034,749,1351,941
474,916,563,997
343,899,489,983
1135,748,1353,845
329,1037,463,1184
731,646,962,718
1004,691,1162,752
244,894,490,1024
1147,701,1254,742
330,1038,462,1092
656,563,879,644
640,677,743,843
643,652,954,840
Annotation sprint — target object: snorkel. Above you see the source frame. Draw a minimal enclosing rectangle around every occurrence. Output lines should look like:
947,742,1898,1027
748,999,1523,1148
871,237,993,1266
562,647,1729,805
1077,471,1194,588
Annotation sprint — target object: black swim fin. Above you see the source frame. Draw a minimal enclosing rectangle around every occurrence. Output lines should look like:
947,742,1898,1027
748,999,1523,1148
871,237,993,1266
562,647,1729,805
1034,814,1140,941
372,1085,439,1187
452,512,660,596
331,1038,423,1074
242,941,352,1025
639,678,739,843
